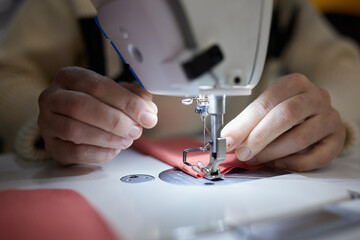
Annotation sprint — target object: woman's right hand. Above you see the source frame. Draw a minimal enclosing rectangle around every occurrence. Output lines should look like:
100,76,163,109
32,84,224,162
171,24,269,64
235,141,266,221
37,66,158,165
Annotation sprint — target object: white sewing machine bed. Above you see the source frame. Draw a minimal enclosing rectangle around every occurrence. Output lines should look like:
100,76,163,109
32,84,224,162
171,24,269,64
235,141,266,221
1,147,360,240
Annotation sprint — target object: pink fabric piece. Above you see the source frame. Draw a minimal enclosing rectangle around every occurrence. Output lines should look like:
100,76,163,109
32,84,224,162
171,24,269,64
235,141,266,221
0,189,118,240
132,137,262,178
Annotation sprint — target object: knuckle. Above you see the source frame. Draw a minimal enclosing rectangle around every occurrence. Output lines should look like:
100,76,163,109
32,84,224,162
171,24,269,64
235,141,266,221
326,108,343,131
110,113,124,131
294,94,306,105
38,88,52,108
49,95,61,111
54,67,72,84
314,87,331,105
66,96,85,117
329,108,341,122
316,152,333,168
105,133,117,147
71,146,87,162
88,77,105,96
287,73,309,87
317,87,331,103
276,104,299,123
256,99,274,116
293,134,310,151
250,131,266,147
61,121,78,141
123,96,143,115
103,150,118,163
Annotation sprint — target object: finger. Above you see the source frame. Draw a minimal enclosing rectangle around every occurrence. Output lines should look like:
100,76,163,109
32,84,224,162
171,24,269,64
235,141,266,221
235,92,321,161
43,136,121,165
55,66,157,128
120,82,158,114
222,73,312,150
120,82,152,101
46,89,143,139
39,111,134,149
267,133,345,172
254,109,341,164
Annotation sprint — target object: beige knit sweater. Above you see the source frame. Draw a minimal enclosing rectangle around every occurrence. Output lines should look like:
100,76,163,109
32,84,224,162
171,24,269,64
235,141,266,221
0,0,359,161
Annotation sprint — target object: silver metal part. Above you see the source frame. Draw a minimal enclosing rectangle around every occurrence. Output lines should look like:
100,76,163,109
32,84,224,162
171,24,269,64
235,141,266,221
181,98,194,105
204,95,226,180
208,95,226,114
120,174,155,183
192,165,201,173
158,167,288,186
202,116,206,147
182,95,227,180
195,96,209,147
183,146,210,166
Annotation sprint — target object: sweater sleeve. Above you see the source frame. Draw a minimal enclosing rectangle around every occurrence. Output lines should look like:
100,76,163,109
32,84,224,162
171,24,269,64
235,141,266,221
281,0,360,154
0,0,86,161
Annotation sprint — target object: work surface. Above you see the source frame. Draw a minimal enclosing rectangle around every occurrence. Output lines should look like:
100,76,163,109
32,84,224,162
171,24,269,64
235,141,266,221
1,144,360,240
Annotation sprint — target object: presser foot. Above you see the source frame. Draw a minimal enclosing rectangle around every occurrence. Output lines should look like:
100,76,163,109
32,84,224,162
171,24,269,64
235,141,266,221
183,147,224,180
192,161,224,180
199,161,225,180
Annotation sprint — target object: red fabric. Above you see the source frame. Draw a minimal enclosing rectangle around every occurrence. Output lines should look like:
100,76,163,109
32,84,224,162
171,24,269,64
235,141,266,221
0,189,118,240
132,137,261,178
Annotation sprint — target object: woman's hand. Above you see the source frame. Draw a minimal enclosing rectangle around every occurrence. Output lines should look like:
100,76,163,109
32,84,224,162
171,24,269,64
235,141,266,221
221,73,346,172
38,66,158,165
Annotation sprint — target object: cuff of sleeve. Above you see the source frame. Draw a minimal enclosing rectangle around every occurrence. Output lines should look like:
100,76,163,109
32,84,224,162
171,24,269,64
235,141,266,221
340,119,359,155
14,116,51,162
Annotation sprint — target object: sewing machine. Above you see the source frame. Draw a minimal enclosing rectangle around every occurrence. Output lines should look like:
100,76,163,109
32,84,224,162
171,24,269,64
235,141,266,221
92,0,272,179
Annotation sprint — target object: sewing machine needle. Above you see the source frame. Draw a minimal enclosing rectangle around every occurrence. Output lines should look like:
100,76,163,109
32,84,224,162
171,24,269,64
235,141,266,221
202,116,206,148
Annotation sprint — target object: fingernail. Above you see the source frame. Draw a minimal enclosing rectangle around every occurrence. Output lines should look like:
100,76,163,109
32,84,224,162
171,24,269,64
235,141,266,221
128,125,141,139
121,138,133,148
235,146,251,161
225,137,234,151
275,161,287,169
140,111,157,127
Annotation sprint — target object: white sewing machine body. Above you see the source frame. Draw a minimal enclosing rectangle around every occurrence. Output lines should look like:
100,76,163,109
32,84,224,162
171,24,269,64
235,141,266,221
92,0,273,179
92,0,272,96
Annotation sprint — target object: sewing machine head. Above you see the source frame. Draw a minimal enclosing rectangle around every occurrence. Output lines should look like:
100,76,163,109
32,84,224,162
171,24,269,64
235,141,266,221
92,0,272,179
